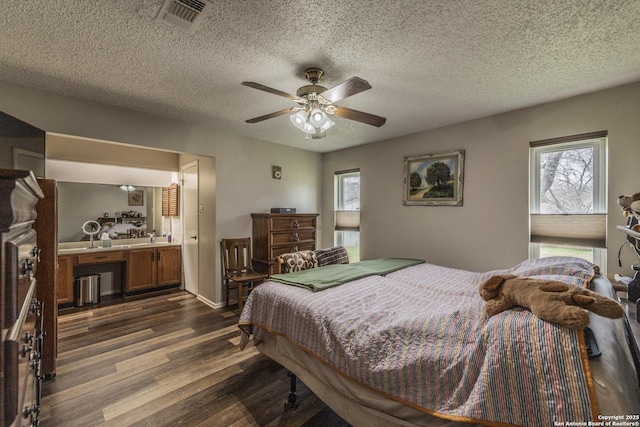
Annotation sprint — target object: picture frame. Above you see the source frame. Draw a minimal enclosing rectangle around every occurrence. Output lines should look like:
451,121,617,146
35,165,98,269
403,149,465,206
128,189,144,206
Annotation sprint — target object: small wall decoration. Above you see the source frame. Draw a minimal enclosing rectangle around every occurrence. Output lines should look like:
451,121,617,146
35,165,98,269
272,165,282,180
403,149,465,206
128,189,144,206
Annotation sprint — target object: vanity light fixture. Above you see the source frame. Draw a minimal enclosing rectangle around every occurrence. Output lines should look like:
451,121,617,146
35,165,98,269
118,185,136,191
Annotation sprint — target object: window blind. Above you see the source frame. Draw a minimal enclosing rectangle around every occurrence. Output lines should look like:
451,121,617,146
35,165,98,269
334,210,360,231
529,214,607,248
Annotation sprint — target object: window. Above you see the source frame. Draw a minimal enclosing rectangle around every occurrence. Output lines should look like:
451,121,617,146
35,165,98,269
529,132,607,269
334,169,360,262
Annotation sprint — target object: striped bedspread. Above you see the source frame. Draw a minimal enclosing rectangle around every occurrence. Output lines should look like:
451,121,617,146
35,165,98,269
239,257,599,427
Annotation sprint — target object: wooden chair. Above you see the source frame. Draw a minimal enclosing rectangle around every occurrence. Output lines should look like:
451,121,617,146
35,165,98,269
220,237,267,314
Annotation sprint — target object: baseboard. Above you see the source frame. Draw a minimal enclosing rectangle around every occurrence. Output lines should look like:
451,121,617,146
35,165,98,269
196,294,224,309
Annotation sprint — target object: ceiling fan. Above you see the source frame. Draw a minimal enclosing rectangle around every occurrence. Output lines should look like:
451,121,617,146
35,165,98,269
242,68,386,139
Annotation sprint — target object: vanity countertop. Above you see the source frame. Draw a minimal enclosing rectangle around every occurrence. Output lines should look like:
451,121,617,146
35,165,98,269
58,238,180,255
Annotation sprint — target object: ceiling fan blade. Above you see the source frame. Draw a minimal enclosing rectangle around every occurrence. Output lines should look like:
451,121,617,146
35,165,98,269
333,106,386,127
245,108,294,124
241,82,302,102
319,77,372,103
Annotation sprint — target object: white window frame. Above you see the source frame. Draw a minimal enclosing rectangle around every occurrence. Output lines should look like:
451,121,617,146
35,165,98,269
529,134,607,269
334,169,360,261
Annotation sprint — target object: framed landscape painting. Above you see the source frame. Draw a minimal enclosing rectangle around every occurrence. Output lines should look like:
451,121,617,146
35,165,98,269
403,149,465,206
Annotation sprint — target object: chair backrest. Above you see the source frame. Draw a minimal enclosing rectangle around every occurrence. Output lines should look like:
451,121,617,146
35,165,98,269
220,237,254,276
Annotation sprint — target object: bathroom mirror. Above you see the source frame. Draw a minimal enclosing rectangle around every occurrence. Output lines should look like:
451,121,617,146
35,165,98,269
57,182,166,242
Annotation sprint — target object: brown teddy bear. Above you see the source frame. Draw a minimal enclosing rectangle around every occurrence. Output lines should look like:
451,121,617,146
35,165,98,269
479,274,624,330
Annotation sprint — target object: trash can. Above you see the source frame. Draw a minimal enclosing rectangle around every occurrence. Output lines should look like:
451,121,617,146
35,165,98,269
74,275,100,306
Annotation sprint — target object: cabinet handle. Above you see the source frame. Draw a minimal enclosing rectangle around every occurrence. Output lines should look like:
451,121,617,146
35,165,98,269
32,246,41,262
291,233,299,242
30,298,41,317
22,404,39,419
291,220,300,229
20,344,32,358
22,259,34,276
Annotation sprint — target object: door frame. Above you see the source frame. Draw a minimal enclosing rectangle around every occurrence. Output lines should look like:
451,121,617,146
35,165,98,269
181,160,199,296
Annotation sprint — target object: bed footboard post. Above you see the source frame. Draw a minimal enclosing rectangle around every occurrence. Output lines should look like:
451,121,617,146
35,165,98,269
285,371,300,407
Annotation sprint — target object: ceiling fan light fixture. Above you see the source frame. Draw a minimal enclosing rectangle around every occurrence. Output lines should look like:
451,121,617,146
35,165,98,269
318,116,335,133
308,107,328,127
290,110,314,133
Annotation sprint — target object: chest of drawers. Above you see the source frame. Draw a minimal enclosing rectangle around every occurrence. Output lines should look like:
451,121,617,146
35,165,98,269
251,213,319,274
1,169,45,427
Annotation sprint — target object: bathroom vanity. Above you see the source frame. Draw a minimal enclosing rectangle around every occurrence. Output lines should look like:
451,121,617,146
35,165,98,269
57,240,182,306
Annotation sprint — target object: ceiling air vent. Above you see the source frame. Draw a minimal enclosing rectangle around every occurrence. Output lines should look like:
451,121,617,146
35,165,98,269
156,0,211,32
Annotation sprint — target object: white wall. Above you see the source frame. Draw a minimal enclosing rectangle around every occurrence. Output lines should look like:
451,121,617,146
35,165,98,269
0,80,322,304
323,81,640,279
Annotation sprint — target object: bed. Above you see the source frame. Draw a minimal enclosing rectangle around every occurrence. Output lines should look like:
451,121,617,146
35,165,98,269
238,256,640,427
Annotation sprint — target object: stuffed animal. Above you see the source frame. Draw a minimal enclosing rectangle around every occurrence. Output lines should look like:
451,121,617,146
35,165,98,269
630,200,640,220
618,192,640,217
479,274,624,330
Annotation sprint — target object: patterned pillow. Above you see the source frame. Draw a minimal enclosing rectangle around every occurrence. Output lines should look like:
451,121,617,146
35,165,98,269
279,250,318,273
314,246,349,267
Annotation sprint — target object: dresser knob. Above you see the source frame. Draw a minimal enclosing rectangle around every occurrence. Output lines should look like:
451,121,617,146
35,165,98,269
291,220,300,229
290,233,299,242
20,344,32,358
32,246,41,262
30,299,42,316
22,259,34,275
22,403,39,419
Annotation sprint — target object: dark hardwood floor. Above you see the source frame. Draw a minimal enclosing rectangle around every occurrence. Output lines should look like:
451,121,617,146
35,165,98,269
41,291,351,427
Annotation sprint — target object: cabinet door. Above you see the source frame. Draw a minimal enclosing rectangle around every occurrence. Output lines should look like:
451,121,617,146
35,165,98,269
157,247,182,286
126,249,157,292
57,255,74,305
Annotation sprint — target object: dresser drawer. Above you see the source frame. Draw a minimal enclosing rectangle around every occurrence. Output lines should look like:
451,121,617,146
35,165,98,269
271,230,315,245
270,243,315,259
2,228,38,330
270,216,316,231
76,250,124,265
3,279,40,427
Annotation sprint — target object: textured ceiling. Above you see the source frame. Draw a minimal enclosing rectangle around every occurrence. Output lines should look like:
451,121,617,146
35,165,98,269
1,1,639,153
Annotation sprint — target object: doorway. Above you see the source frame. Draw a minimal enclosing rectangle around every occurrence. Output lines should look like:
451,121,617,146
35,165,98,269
182,161,199,295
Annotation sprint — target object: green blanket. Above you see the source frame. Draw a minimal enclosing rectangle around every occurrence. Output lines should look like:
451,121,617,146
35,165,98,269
269,258,425,291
